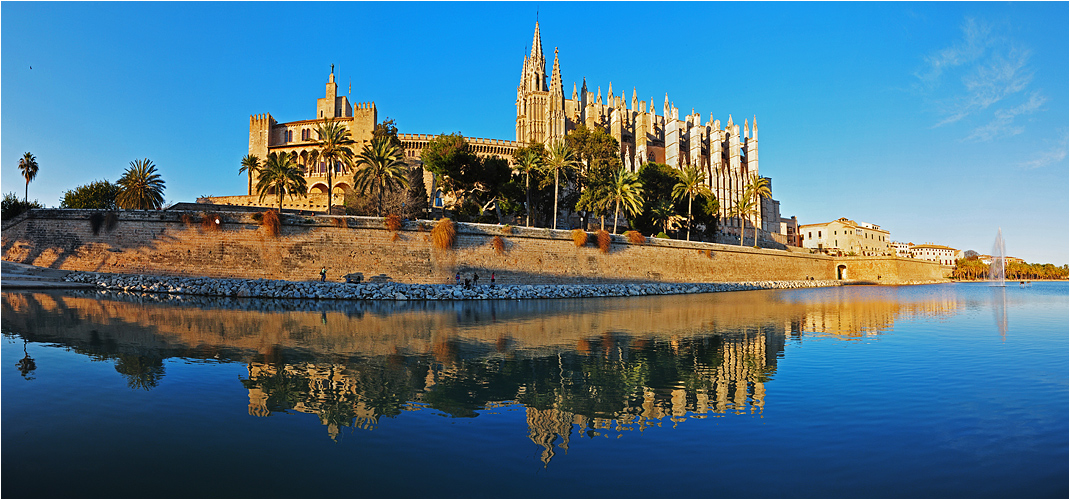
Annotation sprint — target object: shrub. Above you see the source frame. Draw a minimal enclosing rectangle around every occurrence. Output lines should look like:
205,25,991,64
571,229,588,247
501,224,513,235
492,235,505,254
2,193,41,221
333,217,347,228
385,214,402,232
261,209,280,237
624,230,645,244
60,180,119,209
201,212,221,231
596,230,611,253
655,232,669,239
432,217,455,249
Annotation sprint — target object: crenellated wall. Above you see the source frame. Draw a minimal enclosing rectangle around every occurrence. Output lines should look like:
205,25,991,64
2,209,948,285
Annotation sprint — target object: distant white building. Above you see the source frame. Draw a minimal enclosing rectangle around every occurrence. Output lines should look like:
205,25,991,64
910,243,958,266
799,217,891,256
891,241,912,258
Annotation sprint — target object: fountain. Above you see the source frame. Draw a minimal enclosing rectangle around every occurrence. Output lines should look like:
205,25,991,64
990,228,1006,286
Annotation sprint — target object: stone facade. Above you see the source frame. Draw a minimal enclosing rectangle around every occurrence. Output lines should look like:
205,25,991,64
515,22,788,240
3,209,947,285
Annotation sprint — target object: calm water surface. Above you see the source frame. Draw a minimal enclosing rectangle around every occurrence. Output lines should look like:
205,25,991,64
2,283,1067,498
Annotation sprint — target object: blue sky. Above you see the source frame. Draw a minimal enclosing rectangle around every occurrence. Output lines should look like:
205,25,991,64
3,2,1067,265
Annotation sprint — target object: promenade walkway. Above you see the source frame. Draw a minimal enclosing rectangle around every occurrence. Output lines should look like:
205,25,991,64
1,261,96,289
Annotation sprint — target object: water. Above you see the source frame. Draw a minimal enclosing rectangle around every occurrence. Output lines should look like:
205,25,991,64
2,283,1067,498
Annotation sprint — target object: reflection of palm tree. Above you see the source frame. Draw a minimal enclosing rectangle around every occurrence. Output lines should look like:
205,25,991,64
16,339,36,380
114,354,165,390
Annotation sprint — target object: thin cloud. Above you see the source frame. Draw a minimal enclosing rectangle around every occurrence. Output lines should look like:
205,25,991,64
966,91,1046,142
1016,140,1068,170
918,17,1038,133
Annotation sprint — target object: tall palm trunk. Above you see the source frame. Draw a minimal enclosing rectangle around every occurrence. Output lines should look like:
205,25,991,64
613,199,620,234
686,194,693,241
25,181,29,204
327,161,333,214
525,172,532,227
377,177,384,217
553,170,559,230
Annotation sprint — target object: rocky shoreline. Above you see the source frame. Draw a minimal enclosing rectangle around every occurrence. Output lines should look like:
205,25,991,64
63,271,844,301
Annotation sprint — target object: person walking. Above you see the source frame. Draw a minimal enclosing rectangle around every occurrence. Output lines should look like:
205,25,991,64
320,266,327,282
473,273,479,287
491,272,496,288
455,272,461,286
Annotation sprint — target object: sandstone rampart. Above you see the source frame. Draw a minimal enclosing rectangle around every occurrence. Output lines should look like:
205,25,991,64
2,209,948,285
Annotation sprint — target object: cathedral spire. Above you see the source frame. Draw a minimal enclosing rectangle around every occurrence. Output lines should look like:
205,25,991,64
752,115,758,141
573,82,578,101
530,22,544,62
550,47,563,93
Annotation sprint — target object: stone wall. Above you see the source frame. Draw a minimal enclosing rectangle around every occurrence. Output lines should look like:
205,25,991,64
2,209,947,285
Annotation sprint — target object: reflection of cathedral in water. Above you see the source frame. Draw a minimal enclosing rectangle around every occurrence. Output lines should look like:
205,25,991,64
241,326,782,463
2,287,964,465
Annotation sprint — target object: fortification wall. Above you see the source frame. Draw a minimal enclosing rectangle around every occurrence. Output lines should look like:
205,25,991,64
2,209,946,285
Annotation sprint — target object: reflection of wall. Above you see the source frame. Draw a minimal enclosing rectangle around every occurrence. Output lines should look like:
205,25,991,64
2,287,962,454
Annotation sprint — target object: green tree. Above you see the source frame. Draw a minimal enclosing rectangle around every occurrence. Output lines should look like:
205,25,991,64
631,162,680,236
117,159,165,210
421,133,479,206
60,180,120,209
726,195,755,246
651,199,684,235
672,164,713,241
544,140,578,229
605,166,644,233
565,126,621,229
353,136,410,217
239,154,260,196
404,165,429,219
1,192,42,220
257,152,308,211
311,118,356,211
514,144,544,226
18,152,39,203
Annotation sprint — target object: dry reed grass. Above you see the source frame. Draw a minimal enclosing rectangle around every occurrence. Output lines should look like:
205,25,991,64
432,218,455,249
385,214,402,232
624,230,645,244
260,209,280,237
571,229,588,247
201,212,221,232
492,235,505,254
596,230,611,253
501,224,513,235
332,217,346,228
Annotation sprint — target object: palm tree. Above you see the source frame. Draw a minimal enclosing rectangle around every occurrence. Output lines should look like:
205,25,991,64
311,118,356,212
353,136,410,217
17,152,38,203
671,164,713,241
544,140,577,229
606,166,644,234
726,195,755,246
239,154,261,196
518,148,542,227
257,152,308,211
651,199,684,236
743,175,771,247
116,158,166,210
